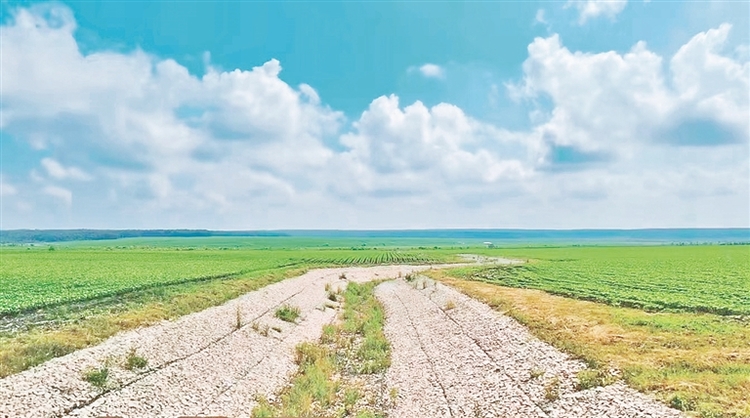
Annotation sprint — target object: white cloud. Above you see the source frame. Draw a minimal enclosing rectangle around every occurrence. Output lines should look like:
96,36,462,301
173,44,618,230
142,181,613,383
41,158,92,181
335,95,528,198
409,63,445,79
508,25,748,167
42,185,72,207
535,9,547,25
567,0,628,24
0,3,747,229
0,177,18,197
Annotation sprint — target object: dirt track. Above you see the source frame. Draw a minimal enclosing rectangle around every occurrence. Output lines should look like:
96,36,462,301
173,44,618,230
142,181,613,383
0,264,683,418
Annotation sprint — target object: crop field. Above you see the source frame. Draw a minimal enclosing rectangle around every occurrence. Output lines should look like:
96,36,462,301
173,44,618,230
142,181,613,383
465,245,750,315
0,246,450,316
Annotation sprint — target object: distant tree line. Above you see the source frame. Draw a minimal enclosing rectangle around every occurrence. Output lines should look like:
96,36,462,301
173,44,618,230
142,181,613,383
0,229,289,244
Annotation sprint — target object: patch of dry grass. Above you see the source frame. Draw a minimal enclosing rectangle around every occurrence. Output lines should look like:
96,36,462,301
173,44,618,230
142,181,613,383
428,270,750,418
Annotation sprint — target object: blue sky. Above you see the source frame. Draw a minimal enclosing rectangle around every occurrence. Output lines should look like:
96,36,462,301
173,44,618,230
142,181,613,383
1,0,748,229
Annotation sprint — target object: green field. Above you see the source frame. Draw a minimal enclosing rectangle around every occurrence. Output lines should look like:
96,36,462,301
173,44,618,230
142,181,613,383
0,246,450,316
463,245,750,315
2,243,748,317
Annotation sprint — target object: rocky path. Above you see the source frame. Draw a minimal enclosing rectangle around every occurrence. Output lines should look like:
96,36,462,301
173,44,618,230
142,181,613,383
376,276,684,418
1,264,685,418
0,265,432,418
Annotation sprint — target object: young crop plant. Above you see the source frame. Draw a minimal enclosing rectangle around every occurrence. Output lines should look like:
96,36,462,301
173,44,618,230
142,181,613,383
275,305,301,323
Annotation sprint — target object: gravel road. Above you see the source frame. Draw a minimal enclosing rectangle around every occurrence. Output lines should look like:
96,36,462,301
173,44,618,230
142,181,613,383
0,265,434,418
2,264,685,418
376,276,685,418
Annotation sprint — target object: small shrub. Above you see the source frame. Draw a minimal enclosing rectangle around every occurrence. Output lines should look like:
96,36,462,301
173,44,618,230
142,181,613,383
669,394,696,411
576,369,615,390
124,348,148,370
327,292,338,302
344,387,361,407
529,366,545,379
321,324,336,344
271,326,282,333
339,272,347,280
83,367,109,388
544,376,560,401
275,305,301,323
444,300,456,310
389,387,399,402
235,306,243,330
404,273,415,282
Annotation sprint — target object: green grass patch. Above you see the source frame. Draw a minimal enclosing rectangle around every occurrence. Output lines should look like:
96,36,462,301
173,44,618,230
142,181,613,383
124,348,148,370
82,366,109,389
275,304,301,323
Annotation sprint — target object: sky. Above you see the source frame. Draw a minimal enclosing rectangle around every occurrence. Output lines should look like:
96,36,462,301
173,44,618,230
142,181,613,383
0,0,748,230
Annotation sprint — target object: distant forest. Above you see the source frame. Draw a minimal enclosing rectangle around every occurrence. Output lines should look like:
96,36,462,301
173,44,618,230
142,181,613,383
0,229,288,243
0,228,748,244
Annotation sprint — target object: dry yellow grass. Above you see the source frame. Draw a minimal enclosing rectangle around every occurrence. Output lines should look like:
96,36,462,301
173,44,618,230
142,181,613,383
428,270,750,418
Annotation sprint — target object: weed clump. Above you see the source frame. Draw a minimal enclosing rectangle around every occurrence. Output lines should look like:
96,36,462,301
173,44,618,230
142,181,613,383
124,348,148,370
83,367,109,389
275,305,301,323
576,369,616,390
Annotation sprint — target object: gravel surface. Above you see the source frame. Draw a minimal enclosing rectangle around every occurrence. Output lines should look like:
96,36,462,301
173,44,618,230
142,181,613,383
377,276,685,418
0,265,438,418
1,263,686,418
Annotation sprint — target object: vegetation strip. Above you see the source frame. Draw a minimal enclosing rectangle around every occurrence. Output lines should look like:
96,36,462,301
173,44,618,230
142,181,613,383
461,245,750,315
253,281,393,418
429,270,750,418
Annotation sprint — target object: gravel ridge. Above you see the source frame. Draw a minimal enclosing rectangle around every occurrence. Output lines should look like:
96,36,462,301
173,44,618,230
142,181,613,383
377,277,685,418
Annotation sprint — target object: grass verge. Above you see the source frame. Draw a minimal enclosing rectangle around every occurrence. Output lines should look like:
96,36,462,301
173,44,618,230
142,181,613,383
427,269,750,418
252,281,391,418
0,267,307,377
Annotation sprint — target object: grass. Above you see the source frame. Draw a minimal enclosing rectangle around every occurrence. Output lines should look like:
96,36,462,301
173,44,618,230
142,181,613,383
124,348,148,371
465,245,750,315
0,246,453,316
253,281,391,418
431,271,750,418
275,304,301,323
82,366,109,389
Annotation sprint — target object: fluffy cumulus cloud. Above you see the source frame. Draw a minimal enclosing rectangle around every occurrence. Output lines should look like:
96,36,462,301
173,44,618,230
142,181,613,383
508,26,749,168
567,0,628,24
1,3,748,229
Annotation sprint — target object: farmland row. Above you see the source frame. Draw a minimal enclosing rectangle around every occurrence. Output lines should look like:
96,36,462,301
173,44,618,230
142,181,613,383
466,246,750,315
0,248,450,316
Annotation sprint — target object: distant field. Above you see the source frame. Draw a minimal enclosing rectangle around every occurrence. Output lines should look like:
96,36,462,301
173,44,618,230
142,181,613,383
2,242,747,317
0,247,449,316
462,245,750,315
